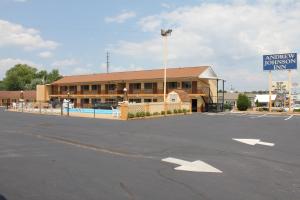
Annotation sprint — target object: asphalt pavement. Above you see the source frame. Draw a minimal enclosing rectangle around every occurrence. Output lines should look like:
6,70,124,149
0,109,299,200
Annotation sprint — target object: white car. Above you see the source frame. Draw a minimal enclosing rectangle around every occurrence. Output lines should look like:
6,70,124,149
284,104,300,112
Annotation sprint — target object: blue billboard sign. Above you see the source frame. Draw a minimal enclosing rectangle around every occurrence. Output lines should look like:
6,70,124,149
263,53,297,71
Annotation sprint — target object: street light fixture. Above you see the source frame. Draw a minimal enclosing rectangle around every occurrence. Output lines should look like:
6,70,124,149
161,29,172,115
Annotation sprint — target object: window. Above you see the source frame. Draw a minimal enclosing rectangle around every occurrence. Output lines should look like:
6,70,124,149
107,84,116,91
60,86,68,91
167,82,178,89
69,86,76,91
144,83,153,90
81,85,89,91
81,98,89,104
129,99,141,103
92,85,100,91
182,81,192,89
131,83,141,90
144,99,152,103
105,98,116,104
91,98,101,104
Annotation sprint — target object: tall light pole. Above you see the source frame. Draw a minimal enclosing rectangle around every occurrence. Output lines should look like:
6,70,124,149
123,87,128,102
67,91,70,117
161,29,172,113
20,90,24,112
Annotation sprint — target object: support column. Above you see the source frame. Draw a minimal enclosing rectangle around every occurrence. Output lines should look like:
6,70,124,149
222,80,225,112
216,79,219,112
269,71,272,112
288,70,292,113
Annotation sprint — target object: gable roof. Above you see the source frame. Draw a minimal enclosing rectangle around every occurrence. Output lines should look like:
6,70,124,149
52,66,212,85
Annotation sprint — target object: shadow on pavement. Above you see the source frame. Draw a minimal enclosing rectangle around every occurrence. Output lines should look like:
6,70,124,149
0,194,7,200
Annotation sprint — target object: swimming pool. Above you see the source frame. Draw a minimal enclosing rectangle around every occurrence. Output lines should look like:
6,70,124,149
65,108,113,114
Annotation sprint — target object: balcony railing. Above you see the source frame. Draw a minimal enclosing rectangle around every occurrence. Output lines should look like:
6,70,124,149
50,87,211,96
80,90,101,95
60,90,77,95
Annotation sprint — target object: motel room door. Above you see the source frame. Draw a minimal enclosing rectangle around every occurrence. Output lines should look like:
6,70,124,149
192,99,197,112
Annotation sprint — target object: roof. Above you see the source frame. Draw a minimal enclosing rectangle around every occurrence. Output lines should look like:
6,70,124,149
254,95,277,103
172,89,191,102
0,90,36,100
52,66,211,85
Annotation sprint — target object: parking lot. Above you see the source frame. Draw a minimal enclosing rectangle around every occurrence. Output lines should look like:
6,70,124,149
0,109,300,200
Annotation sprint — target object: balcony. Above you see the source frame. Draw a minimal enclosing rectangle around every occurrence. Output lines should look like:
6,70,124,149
80,90,101,95
60,90,77,95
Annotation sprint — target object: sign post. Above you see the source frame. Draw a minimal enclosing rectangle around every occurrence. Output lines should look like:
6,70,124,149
268,71,272,112
263,53,297,113
288,70,292,113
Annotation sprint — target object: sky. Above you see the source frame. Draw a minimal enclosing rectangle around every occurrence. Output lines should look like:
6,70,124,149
0,0,299,91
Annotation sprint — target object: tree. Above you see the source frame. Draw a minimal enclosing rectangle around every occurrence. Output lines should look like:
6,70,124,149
0,81,5,91
2,64,37,91
46,69,62,84
1,64,62,90
237,94,251,111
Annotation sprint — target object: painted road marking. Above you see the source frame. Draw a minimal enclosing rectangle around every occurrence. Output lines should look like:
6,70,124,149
284,115,294,121
233,138,275,147
250,114,267,119
162,157,222,173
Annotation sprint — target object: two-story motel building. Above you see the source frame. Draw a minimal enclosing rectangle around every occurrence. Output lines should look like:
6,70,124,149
40,66,219,112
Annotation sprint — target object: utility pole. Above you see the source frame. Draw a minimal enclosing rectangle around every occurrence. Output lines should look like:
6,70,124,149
106,52,110,73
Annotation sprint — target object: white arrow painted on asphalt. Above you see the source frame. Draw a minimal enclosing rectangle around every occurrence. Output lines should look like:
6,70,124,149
233,138,275,146
161,157,222,173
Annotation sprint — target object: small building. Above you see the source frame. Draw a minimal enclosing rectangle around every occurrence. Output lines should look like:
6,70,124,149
218,92,256,108
254,94,277,107
0,90,36,106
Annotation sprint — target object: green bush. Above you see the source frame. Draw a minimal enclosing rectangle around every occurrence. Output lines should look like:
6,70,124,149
161,111,165,115
153,112,160,116
128,113,135,118
145,111,151,116
182,108,187,114
224,103,232,110
177,109,183,113
173,109,178,114
237,94,251,111
256,107,269,112
167,110,172,114
187,109,190,113
140,111,145,117
294,109,300,112
135,112,141,118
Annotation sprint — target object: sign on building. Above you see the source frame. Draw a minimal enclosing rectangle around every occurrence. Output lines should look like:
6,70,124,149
263,53,297,71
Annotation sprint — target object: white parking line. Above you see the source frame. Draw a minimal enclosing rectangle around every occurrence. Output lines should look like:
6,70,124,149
250,114,267,119
284,115,294,121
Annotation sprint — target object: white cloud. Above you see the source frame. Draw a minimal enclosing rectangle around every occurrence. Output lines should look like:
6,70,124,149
100,62,143,73
13,0,28,2
105,11,136,23
38,51,53,58
51,59,78,67
51,58,95,76
111,1,300,90
0,19,59,50
0,58,39,79
161,3,172,9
